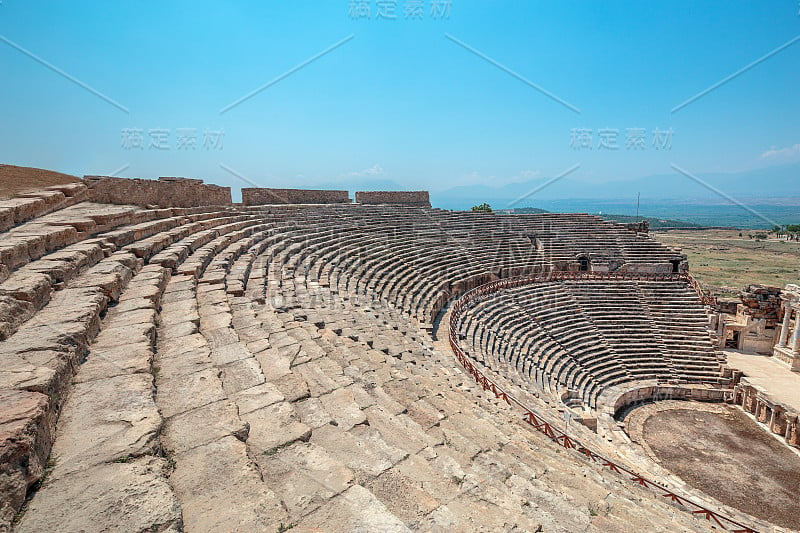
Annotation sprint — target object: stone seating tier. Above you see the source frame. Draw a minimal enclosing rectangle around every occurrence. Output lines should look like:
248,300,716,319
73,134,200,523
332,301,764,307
0,193,742,532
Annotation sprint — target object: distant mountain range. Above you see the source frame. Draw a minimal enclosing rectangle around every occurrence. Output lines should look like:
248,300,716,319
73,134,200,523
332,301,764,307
304,163,799,228
430,161,800,211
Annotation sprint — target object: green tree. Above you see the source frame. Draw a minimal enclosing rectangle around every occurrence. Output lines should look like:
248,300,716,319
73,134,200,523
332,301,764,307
471,203,492,213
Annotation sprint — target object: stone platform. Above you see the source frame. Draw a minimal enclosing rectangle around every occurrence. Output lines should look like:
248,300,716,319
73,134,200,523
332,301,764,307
725,350,800,413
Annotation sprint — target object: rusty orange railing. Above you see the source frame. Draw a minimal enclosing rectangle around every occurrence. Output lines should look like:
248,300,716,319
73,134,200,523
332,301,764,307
686,272,718,307
448,271,757,533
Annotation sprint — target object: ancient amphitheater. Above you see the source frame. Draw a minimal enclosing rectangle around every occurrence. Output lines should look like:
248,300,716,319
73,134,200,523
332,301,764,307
1,172,799,532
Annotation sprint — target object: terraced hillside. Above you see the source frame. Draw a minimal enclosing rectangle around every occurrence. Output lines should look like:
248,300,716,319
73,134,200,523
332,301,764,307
0,185,735,532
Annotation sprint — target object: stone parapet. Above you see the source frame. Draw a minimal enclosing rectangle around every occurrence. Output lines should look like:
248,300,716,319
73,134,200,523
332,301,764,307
241,188,350,205
355,191,430,207
83,176,231,207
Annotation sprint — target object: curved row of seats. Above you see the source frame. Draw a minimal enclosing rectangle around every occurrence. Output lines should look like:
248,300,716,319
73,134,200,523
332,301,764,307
239,205,683,329
455,279,726,408
2,191,734,531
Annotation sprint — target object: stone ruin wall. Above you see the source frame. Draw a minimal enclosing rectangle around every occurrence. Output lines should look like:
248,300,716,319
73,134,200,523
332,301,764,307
241,188,350,205
732,381,800,448
624,220,650,233
355,190,431,207
720,284,783,354
607,384,727,419
739,284,783,327
83,176,231,207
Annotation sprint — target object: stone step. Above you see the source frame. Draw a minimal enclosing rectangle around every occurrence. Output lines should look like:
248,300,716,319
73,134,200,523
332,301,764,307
15,457,182,533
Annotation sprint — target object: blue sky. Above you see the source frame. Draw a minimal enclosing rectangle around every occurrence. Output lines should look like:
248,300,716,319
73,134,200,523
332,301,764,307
1,1,798,200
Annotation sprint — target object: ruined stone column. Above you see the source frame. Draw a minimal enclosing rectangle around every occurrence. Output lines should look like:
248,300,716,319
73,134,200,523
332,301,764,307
778,306,792,346
793,309,800,354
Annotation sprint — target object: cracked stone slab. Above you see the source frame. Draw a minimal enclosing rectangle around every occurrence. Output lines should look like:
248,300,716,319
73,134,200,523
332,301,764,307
203,327,239,348
159,320,197,338
16,457,182,533
295,397,333,429
365,406,438,456
295,485,409,533
0,350,73,395
199,311,232,331
49,374,161,481
294,358,351,397
75,342,153,382
110,296,157,314
170,436,287,533
232,382,284,415
406,399,444,430
424,493,542,533
157,333,207,359
364,466,441,527
311,424,405,479
254,346,293,382
220,356,265,395
256,441,353,519
102,307,157,329
160,299,198,323
156,368,226,419
92,322,156,349
242,401,311,453
162,400,248,454
156,346,213,381
318,388,367,431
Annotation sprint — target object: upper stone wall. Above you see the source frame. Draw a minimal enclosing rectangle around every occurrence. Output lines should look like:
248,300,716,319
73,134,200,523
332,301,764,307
355,191,430,207
241,188,350,205
83,176,231,207
624,220,650,233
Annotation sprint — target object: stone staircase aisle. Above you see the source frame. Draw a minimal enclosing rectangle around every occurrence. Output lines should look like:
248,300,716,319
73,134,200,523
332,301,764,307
16,262,182,532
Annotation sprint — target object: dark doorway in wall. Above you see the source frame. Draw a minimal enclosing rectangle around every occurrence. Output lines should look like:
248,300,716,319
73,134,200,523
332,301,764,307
726,330,740,349
670,259,681,273
578,256,590,272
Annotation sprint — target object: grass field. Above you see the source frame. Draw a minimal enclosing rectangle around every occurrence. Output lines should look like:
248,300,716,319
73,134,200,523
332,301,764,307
653,229,800,296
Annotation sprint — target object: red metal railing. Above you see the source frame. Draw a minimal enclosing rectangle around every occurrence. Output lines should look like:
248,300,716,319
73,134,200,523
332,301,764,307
448,271,757,533
686,272,718,307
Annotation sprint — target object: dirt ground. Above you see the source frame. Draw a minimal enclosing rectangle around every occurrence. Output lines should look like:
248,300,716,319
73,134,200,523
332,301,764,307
642,405,800,530
654,229,800,296
0,164,79,199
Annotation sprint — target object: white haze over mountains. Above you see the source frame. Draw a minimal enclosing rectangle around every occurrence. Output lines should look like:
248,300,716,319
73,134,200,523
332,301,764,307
310,161,799,228
430,161,800,211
